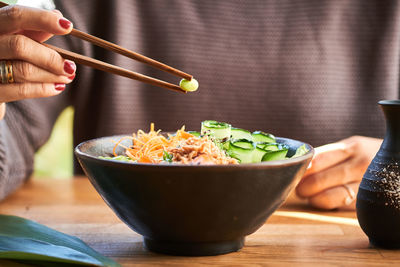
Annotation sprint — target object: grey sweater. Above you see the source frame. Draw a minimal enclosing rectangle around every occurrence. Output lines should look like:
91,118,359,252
1,0,399,199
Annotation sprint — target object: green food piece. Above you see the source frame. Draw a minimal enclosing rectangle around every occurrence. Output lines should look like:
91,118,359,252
179,78,199,92
227,139,254,163
292,144,309,158
256,142,279,151
222,141,230,150
231,128,252,140
201,120,231,140
262,149,288,161
0,214,120,267
253,143,289,162
99,155,132,162
231,140,254,149
188,131,201,137
252,146,268,162
252,131,275,143
200,120,299,163
163,151,173,162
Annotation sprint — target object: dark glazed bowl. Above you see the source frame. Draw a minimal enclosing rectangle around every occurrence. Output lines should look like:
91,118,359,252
75,135,313,256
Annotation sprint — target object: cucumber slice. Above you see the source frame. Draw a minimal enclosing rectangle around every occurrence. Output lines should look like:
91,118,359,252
256,142,279,151
252,146,268,162
99,155,132,162
231,127,252,141
232,139,254,149
261,149,288,161
201,120,231,140
252,131,275,143
228,139,254,163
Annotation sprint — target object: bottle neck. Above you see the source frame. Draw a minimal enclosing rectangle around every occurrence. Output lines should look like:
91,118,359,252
380,102,400,152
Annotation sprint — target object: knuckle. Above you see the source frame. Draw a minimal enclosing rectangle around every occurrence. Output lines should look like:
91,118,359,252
352,138,362,149
357,155,370,169
8,35,27,57
346,135,360,143
16,83,50,99
361,157,371,170
4,6,23,23
310,194,337,210
295,185,306,198
296,175,320,197
341,165,350,180
308,174,322,193
18,62,35,79
353,156,370,179
45,51,61,71
36,83,49,96
16,83,30,98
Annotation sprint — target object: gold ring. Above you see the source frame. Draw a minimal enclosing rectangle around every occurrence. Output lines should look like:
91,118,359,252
343,184,356,205
0,60,14,84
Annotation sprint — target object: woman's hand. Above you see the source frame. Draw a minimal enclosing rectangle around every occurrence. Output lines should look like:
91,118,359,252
0,5,76,119
296,136,382,210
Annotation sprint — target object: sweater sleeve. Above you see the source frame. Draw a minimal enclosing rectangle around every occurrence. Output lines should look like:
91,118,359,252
0,0,83,201
0,94,69,201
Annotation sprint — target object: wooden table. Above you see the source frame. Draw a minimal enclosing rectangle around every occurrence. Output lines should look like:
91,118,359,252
0,177,398,266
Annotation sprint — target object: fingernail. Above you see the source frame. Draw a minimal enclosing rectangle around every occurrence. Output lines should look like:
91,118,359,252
59,18,72,29
68,74,76,80
64,60,76,75
55,83,66,91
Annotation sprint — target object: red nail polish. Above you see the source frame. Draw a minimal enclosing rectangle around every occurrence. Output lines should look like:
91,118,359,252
64,61,76,75
59,18,71,29
55,83,66,91
68,74,76,80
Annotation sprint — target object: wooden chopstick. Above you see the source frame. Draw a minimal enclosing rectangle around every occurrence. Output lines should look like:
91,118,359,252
0,1,189,93
70,29,193,81
43,44,186,93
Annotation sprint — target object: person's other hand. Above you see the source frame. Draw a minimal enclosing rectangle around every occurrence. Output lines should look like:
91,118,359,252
0,5,76,119
296,136,382,210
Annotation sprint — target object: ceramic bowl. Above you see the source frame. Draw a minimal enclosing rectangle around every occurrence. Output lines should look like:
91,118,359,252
75,135,313,256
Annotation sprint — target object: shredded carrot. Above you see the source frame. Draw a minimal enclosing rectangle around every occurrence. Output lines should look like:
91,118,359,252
112,136,133,156
113,123,172,163
137,155,153,163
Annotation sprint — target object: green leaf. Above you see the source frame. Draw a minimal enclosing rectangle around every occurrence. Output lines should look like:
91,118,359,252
0,215,120,267
0,236,102,266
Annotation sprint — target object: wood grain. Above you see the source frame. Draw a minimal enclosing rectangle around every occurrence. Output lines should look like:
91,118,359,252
70,29,193,81
0,177,397,266
43,44,186,94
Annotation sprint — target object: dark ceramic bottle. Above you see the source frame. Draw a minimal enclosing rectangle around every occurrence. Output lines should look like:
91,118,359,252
357,100,400,248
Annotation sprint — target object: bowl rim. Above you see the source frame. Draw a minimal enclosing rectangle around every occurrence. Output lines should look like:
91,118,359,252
74,134,314,169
